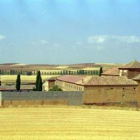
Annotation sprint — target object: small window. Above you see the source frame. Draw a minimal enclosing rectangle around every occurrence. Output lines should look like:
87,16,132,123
122,94,125,98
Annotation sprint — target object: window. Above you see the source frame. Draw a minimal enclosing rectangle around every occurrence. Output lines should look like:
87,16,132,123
122,94,125,98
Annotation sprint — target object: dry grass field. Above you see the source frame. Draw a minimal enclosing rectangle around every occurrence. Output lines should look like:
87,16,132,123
0,106,140,140
1,75,59,84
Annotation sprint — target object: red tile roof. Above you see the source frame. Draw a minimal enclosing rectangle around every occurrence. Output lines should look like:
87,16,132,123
82,76,137,86
56,75,137,86
119,61,140,69
102,67,119,76
57,75,86,84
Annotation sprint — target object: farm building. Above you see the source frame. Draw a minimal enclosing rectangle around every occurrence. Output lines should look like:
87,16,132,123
133,74,140,107
42,77,56,91
119,60,140,79
55,75,86,91
55,75,138,105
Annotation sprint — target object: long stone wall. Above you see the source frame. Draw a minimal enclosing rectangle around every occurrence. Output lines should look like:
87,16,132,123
0,91,83,106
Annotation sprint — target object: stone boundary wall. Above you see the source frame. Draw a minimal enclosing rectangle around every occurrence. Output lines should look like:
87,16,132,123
0,91,83,106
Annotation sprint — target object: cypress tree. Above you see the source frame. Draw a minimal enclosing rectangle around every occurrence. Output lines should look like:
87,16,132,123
38,76,42,91
82,70,84,75
36,71,42,91
99,67,103,76
77,70,79,75
96,70,99,75
65,70,68,75
79,70,81,75
16,73,21,91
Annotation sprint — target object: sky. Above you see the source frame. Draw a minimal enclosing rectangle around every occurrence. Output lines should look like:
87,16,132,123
0,0,140,64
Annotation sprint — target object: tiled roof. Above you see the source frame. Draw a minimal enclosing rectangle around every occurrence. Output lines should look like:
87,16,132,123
119,61,140,69
82,76,137,86
57,75,91,84
56,75,137,86
133,74,140,81
47,77,57,81
102,67,119,76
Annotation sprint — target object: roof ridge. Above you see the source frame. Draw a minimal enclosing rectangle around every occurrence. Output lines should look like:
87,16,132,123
82,76,137,85
130,60,139,65
119,60,140,69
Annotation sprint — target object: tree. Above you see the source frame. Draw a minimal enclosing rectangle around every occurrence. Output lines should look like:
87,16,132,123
68,71,71,75
16,73,21,91
27,71,32,75
60,71,63,75
96,70,99,75
36,71,42,91
99,67,103,76
81,70,85,75
77,70,79,75
49,85,62,91
38,76,42,91
79,70,82,75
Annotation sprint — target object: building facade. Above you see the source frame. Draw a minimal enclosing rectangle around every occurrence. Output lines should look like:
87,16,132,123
119,61,140,79
43,77,56,91
133,74,140,107
56,75,138,106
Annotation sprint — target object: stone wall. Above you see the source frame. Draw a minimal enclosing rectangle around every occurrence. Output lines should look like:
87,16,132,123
0,85,138,107
84,86,137,106
137,82,140,107
1,91,83,106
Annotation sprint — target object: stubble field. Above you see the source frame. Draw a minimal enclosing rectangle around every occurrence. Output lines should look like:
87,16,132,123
0,106,140,140
1,75,59,85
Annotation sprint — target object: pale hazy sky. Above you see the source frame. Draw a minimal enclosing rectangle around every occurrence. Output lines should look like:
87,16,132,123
0,0,140,64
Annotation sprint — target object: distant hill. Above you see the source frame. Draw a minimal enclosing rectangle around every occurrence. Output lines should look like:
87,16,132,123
0,62,123,71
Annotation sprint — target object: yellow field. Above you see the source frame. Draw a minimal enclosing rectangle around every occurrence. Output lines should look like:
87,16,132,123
82,67,100,70
0,107,140,140
1,75,59,84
